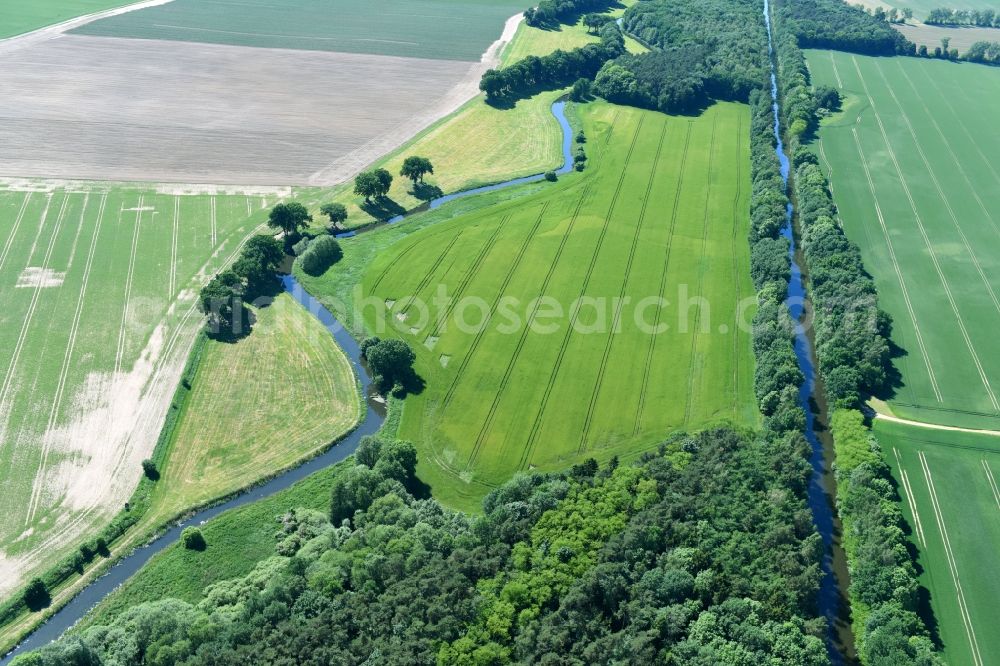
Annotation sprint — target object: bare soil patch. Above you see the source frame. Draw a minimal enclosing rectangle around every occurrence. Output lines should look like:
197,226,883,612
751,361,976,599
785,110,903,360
0,35,475,185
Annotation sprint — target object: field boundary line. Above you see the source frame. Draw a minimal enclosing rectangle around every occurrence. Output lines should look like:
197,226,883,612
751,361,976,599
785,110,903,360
894,61,1000,242
26,194,106,524
0,192,32,273
519,117,646,470
635,122,692,434
918,450,983,666
682,113,718,427
892,446,926,547
854,56,998,411
580,119,667,452
982,459,1000,511
0,193,67,435
467,198,597,470
439,204,546,410
397,230,465,318
850,128,941,403
428,216,509,342
115,195,143,376
730,113,745,417
874,412,1000,437
873,60,1000,318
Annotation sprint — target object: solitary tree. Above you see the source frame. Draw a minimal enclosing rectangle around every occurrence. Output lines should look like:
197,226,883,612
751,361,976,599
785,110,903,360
320,202,348,231
583,13,613,33
400,156,434,185
267,202,312,238
141,459,159,480
181,527,206,550
365,339,416,393
354,169,394,202
233,235,284,298
23,577,50,611
940,36,950,52
198,270,242,335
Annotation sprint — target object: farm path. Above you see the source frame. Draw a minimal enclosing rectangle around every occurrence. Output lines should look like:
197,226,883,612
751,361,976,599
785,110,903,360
0,0,175,54
874,411,1000,438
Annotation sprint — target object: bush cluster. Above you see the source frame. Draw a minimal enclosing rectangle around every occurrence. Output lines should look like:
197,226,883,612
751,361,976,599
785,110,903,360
298,236,342,277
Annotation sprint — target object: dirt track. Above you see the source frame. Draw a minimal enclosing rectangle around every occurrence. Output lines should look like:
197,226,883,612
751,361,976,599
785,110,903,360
0,35,477,185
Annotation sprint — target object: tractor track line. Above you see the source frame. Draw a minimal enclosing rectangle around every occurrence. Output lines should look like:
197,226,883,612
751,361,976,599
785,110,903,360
469,186,593,470
580,119,667,453
440,205,546,411
918,450,983,666
519,118,644,470
429,216,509,341
982,459,1000,511
210,196,217,247
682,114,718,428
730,114,745,418
26,194,106,524
397,230,465,318
854,56,997,411
115,195,143,376
874,60,1000,318
170,196,179,297
892,446,926,547
635,122,692,434
851,127,940,402
0,192,32,274
0,194,68,429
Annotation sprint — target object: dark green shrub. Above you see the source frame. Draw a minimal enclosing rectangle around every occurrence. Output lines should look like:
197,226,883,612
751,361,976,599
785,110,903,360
299,236,343,276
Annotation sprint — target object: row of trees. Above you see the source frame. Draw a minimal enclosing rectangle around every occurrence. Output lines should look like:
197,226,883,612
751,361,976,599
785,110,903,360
479,23,625,103
15,427,831,666
600,0,769,114
523,0,613,28
766,9,941,662
862,5,913,24
777,0,915,55
926,7,1000,26
198,235,285,338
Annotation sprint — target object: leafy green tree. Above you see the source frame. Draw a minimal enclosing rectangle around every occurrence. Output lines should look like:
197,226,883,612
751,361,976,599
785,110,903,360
570,77,592,101
198,270,243,335
400,156,434,185
299,236,343,276
233,235,284,298
365,339,416,392
320,202,348,231
267,202,312,238
181,527,206,551
141,459,159,480
583,12,613,33
355,169,394,202
22,577,50,611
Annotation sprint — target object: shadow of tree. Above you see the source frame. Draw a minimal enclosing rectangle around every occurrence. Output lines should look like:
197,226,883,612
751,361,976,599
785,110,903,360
411,182,443,201
360,197,406,221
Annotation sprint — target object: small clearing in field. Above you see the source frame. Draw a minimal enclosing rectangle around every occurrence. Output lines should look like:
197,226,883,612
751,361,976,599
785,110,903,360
16,267,65,288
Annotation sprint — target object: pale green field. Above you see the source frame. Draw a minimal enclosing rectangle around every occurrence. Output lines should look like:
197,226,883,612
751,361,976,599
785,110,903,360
0,0,133,39
808,50,1000,430
879,420,1000,666
0,184,275,595
349,102,757,510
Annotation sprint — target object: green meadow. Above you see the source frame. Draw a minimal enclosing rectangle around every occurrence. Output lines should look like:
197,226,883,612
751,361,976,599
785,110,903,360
878,419,1000,666
808,50,1000,430
72,0,527,61
305,101,758,511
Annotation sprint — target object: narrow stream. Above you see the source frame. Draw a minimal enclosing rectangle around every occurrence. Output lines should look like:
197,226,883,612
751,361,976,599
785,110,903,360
762,0,854,662
2,101,577,665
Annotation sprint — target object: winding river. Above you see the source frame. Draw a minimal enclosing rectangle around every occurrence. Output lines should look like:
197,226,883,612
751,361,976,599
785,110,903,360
1,101,574,665
763,0,855,662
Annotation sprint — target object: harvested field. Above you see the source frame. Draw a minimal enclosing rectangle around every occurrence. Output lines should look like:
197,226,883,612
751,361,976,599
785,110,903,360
894,22,1000,55
0,35,480,185
0,0,136,39
71,0,527,61
0,183,270,597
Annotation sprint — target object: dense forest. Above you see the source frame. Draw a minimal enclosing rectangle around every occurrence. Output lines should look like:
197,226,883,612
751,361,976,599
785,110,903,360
596,0,768,113
15,429,828,665
775,0,914,55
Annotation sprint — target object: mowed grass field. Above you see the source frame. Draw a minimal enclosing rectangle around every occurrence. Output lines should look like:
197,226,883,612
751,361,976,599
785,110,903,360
72,0,527,61
356,102,756,509
0,184,278,595
878,420,1000,666
139,293,360,529
808,51,1000,430
0,0,133,39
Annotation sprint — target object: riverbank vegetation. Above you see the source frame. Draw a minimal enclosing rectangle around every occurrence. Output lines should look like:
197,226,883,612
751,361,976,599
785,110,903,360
767,5,940,660
19,429,829,665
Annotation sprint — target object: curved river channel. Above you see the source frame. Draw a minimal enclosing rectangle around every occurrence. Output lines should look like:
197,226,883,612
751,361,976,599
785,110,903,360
1,101,575,663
